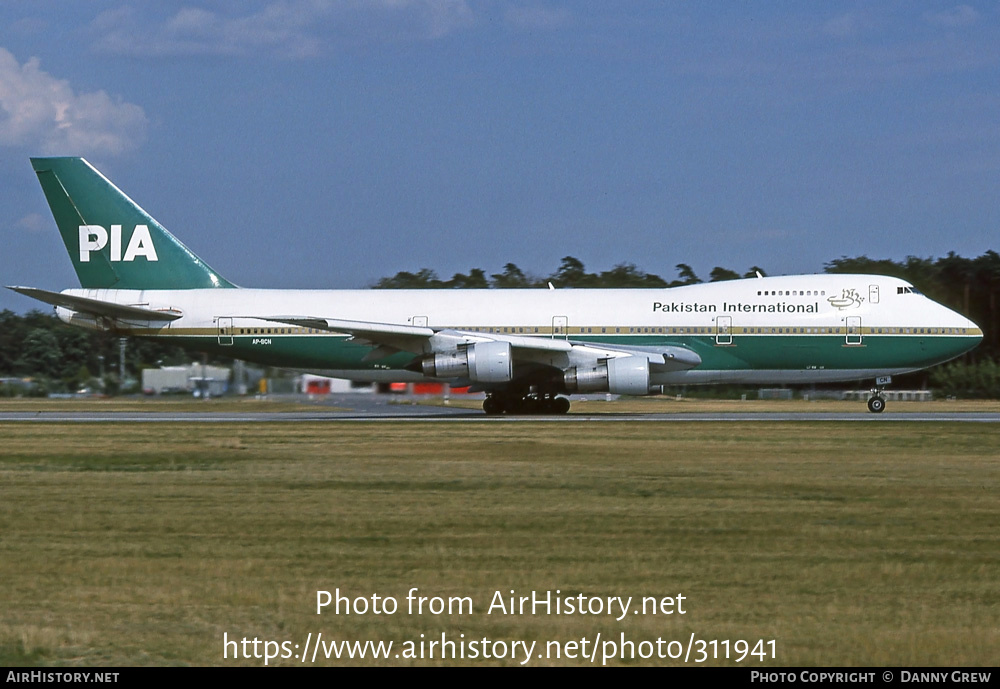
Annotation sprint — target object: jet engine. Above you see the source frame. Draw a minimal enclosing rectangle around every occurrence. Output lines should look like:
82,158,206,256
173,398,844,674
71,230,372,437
421,341,513,383
564,356,651,395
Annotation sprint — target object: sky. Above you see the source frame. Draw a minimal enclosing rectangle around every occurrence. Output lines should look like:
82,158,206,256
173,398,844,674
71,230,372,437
1,1,998,311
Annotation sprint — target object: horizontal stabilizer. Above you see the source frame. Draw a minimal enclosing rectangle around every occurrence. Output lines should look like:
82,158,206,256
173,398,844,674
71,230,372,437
7,286,182,321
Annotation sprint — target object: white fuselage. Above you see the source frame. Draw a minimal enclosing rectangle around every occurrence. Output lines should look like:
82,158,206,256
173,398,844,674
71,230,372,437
56,273,981,387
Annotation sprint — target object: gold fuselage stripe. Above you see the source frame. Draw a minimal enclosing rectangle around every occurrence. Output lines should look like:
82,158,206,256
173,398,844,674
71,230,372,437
111,324,984,338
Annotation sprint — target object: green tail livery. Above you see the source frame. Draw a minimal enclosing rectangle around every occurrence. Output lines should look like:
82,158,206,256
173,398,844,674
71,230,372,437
9,157,983,415
30,157,235,290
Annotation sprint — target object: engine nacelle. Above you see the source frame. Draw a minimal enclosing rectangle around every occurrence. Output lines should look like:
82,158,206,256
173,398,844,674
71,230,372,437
421,341,513,383
564,356,651,395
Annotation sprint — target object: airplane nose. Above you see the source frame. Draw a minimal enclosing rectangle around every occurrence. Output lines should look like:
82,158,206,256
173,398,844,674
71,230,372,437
928,301,984,364
970,320,984,348
955,314,983,357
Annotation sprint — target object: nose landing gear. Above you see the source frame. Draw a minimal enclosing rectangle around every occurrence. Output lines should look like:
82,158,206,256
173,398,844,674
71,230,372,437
867,395,886,413
867,376,891,413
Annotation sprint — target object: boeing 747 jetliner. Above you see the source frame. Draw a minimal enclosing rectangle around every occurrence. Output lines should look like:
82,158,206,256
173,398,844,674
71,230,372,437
9,158,982,414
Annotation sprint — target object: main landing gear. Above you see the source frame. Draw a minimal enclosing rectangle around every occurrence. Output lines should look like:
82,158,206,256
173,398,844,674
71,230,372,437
867,375,891,414
483,392,570,416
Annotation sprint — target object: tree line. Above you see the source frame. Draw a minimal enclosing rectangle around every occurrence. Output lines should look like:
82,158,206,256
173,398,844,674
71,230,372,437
0,310,192,395
2,251,997,396
372,257,768,290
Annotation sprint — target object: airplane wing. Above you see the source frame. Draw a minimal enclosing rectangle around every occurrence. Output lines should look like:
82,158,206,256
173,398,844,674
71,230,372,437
262,316,437,357
585,342,703,371
7,286,182,322
260,315,701,373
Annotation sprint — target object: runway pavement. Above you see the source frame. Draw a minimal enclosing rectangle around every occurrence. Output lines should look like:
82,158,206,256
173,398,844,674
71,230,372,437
1,394,998,423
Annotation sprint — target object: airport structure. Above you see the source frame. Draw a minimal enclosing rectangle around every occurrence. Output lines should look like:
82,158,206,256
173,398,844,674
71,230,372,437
141,363,231,397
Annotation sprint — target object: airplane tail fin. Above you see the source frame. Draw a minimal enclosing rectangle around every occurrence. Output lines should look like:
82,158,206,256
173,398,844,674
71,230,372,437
30,157,236,290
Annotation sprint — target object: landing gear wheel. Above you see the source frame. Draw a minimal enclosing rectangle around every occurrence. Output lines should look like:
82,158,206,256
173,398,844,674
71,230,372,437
483,392,570,415
483,396,504,415
867,396,886,414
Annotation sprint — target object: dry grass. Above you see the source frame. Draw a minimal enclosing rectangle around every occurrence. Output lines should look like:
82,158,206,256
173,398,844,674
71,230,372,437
0,422,996,666
0,397,335,413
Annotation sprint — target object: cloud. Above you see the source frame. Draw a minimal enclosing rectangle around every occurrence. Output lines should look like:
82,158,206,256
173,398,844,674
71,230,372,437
91,1,475,58
15,213,48,233
0,47,147,155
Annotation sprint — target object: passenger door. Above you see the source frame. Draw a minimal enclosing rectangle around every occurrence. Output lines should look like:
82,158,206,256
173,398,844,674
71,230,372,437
716,316,732,345
217,316,233,346
845,316,862,345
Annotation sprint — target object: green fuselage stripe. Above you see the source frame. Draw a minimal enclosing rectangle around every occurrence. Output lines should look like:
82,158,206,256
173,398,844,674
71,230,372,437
149,331,976,373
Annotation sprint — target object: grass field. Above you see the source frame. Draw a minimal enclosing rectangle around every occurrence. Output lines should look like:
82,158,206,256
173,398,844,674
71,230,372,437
0,397,330,413
0,421,997,666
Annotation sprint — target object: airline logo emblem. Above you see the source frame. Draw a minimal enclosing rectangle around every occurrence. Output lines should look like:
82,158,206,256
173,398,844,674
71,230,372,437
827,288,864,310
79,225,158,263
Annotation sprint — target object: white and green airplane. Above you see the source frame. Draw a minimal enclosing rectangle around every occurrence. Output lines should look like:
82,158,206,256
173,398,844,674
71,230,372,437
9,157,982,414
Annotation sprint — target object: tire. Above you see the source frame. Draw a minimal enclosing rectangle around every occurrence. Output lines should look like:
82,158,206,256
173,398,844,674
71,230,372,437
867,396,885,414
483,397,503,415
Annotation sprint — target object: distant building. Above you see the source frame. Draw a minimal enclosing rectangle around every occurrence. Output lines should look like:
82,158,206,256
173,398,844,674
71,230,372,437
142,363,230,397
297,374,472,396
299,374,375,395
0,377,36,394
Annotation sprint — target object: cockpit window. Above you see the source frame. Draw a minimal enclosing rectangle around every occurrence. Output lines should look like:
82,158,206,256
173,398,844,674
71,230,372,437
897,286,921,295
